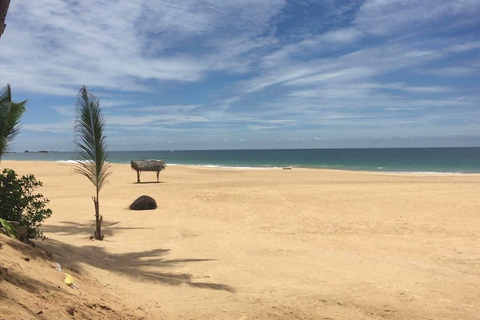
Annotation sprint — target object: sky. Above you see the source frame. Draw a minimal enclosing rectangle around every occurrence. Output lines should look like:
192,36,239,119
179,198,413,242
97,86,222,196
0,0,480,151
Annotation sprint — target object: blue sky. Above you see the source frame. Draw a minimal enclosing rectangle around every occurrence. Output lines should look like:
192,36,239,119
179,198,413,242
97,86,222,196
1,0,480,151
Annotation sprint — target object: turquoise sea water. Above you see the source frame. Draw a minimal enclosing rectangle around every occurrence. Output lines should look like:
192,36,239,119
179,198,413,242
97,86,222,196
4,148,480,173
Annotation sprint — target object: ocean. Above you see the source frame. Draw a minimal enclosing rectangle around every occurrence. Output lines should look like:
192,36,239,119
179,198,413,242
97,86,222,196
3,148,480,173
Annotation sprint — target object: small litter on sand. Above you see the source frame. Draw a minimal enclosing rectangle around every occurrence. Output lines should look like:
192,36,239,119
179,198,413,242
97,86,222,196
51,262,62,272
64,273,80,289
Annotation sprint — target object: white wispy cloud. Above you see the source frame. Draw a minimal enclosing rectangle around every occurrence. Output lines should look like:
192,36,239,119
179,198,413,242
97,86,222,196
1,0,286,95
1,0,479,150
22,121,74,134
52,106,75,117
354,0,480,36
241,37,479,95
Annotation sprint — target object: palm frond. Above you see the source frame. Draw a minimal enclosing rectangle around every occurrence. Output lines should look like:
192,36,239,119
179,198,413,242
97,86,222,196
0,84,27,160
73,86,111,192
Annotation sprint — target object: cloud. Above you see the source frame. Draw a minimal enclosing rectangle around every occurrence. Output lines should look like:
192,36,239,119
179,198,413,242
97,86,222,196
22,121,74,134
0,0,286,96
107,114,211,127
119,105,203,113
53,106,76,117
421,67,478,77
2,0,480,150
354,0,480,36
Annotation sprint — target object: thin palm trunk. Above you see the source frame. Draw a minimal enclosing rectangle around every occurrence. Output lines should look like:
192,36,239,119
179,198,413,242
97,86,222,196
93,189,101,240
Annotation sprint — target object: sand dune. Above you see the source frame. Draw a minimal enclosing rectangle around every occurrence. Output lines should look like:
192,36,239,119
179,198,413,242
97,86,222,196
1,160,480,319
0,233,143,320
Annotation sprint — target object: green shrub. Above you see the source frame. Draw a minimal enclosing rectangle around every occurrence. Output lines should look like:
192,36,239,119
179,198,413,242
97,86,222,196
0,168,52,240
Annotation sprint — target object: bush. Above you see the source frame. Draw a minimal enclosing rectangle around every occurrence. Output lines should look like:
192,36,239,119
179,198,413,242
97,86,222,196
129,195,157,210
0,168,52,240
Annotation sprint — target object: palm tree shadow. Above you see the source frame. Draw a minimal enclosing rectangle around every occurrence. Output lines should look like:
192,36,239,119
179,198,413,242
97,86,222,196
36,223,234,292
42,221,149,238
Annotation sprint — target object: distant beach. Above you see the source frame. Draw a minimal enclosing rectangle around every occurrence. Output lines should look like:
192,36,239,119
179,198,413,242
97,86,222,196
4,147,480,173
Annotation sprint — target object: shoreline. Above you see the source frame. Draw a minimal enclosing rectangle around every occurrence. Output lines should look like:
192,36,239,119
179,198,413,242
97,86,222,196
2,159,479,176
3,147,480,174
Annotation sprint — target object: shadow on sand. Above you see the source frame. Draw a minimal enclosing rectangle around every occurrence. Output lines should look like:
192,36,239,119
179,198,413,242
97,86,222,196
38,221,234,292
132,181,166,184
42,221,149,238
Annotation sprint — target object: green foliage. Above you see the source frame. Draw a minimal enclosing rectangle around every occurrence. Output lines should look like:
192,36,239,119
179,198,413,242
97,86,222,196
0,85,48,241
0,217,18,239
74,86,111,192
0,84,27,160
0,168,53,240
74,86,111,240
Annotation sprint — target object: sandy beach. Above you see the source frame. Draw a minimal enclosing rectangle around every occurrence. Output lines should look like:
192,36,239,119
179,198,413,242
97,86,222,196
1,160,480,319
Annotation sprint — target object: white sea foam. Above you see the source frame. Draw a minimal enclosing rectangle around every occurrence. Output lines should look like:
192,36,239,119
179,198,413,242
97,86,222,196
168,163,284,170
381,171,469,175
56,160,95,164
47,161,480,174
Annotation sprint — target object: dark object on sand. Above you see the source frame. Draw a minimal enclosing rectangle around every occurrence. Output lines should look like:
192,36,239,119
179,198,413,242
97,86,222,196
129,195,157,210
130,159,166,183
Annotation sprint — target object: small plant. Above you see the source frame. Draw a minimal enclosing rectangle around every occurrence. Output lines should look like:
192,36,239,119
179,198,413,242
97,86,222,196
0,168,52,240
0,218,18,239
73,86,111,240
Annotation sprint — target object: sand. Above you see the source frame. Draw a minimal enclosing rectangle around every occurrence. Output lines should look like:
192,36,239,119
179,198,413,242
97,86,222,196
1,160,480,319
0,233,145,320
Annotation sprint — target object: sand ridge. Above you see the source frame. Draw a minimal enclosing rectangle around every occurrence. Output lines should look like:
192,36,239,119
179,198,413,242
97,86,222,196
1,160,480,319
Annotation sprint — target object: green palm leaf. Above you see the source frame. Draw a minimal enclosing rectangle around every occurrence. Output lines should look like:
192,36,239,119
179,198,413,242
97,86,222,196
73,86,111,192
0,84,27,160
